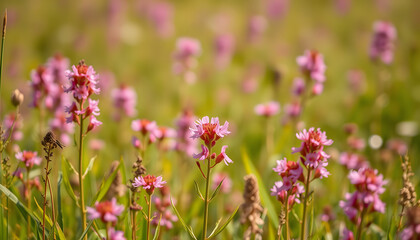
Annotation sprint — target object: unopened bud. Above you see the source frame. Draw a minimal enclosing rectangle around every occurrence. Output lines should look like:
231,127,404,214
11,89,24,107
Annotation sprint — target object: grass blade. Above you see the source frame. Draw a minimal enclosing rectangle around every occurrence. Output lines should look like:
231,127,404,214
91,162,120,204
207,206,239,239
82,155,97,178
193,180,204,200
61,156,79,205
170,197,197,240
209,178,224,202
78,220,93,240
57,172,64,229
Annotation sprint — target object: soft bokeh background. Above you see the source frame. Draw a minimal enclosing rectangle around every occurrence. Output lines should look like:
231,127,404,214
1,0,420,239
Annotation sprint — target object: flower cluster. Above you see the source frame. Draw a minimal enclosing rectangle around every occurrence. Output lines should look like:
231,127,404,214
15,151,42,169
132,175,166,195
271,158,305,207
151,187,178,229
292,127,333,178
65,60,102,133
111,84,137,120
174,109,197,156
172,37,201,83
87,198,124,223
369,21,396,64
254,101,280,117
339,124,368,170
340,168,388,224
296,50,326,95
190,116,232,166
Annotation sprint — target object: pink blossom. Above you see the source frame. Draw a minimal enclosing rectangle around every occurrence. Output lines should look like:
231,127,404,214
296,50,326,82
47,53,70,85
108,228,126,240
152,210,178,229
266,0,289,19
284,102,301,118
133,175,166,195
370,21,396,64
312,82,324,95
254,101,280,117
211,172,232,193
387,138,407,155
341,227,354,240
348,168,387,194
89,139,105,151
145,1,174,37
292,77,305,96
3,113,23,141
215,145,233,166
173,37,201,83
174,110,197,156
214,34,235,69
15,151,42,168
273,158,303,183
86,198,124,223
339,152,369,170
64,61,100,100
271,181,304,207
131,119,159,136
30,66,54,108
190,116,230,146
292,127,333,163
193,144,209,160
111,84,137,120
87,116,102,133
49,112,74,145
247,15,267,43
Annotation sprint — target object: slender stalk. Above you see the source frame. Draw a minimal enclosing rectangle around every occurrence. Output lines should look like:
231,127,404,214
0,9,7,107
26,167,31,239
78,104,87,239
146,193,152,240
47,179,56,240
131,192,137,240
105,222,110,240
300,169,312,240
356,208,367,240
42,144,52,240
202,145,212,240
397,205,405,233
285,193,290,240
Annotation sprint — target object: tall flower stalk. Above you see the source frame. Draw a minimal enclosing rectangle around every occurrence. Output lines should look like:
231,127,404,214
190,116,232,239
290,128,333,240
64,60,102,238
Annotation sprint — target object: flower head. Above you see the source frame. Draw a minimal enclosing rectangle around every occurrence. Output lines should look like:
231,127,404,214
132,175,166,195
111,84,137,120
15,151,42,168
370,21,396,64
108,228,126,240
87,198,124,223
190,116,230,146
254,101,280,117
64,61,100,100
296,50,326,82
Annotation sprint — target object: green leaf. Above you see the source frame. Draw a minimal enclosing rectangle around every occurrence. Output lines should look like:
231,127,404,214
61,156,79,205
91,162,120,204
207,206,239,239
241,148,279,228
57,172,64,229
82,155,97,178
152,215,162,240
209,178,224,202
193,181,204,200
78,221,94,240
170,197,197,240
0,184,46,238
33,198,67,240
207,218,222,238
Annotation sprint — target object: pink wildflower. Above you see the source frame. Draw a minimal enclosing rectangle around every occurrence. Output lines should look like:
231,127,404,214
273,158,303,183
271,181,304,207
108,228,126,240
64,61,100,100
292,77,305,96
111,84,137,120
131,119,159,136
254,101,280,117
211,172,232,193
172,37,201,83
87,198,124,223
341,227,354,240
174,109,197,156
339,152,369,170
266,0,289,19
370,21,396,64
247,15,267,43
145,1,174,37
2,113,23,141
133,175,166,195
15,151,42,168
215,145,233,166
193,144,209,161
30,66,54,108
152,210,178,229
190,116,230,146
296,50,326,82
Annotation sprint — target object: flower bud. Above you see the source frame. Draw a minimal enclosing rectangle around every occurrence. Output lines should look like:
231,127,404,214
11,89,24,107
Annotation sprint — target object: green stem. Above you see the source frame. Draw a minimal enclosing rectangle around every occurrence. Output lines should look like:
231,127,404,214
105,222,110,240
0,10,7,110
285,193,290,240
47,179,56,240
42,145,51,240
356,208,367,240
131,192,137,240
78,112,87,239
26,167,31,239
202,146,212,240
146,193,152,240
300,169,312,240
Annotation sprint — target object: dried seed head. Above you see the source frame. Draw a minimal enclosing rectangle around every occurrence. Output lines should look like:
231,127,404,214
240,174,264,239
399,156,417,208
11,89,24,107
42,131,64,149
129,156,147,192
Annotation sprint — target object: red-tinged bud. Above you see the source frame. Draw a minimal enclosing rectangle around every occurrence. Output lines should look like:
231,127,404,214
215,153,224,165
211,153,216,159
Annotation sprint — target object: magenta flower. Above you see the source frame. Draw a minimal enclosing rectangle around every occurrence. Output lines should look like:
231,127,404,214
341,227,354,240
152,210,178,229
215,145,233,166
47,53,70,85
370,21,396,64
348,168,387,194
49,112,74,145
271,181,304,207
292,77,305,96
254,101,280,117
87,198,124,223
292,128,333,157
131,119,159,136
266,0,289,19
296,50,326,82
3,113,23,141
145,1,174,37
108,228,126,240
273,158,303,183
284,102,301,119
190,116,230,146
133,175,166,195
247,15,267,43
339,152,369,170
111,84,137,120
15,151,42,168
64,62,100,100
193,144,209,161
30,66,54,108
211,172,232,193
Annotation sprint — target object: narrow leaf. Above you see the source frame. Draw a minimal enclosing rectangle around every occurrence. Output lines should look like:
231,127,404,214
208,206,239,239
78,220,93,240
91,162,120,204
193,181,204,200
209,178,224,202
82,155,97,178
170,197,197,240
33,198,67,240
61,156,79,205
57,172,64,229
152,215,162,240
207,218,222,239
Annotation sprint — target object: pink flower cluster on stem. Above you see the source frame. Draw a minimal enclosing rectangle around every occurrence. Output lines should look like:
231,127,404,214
296,50,326,95
111,84,137,120
87,198,124,223
132,175,166,195
370,21,396,64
